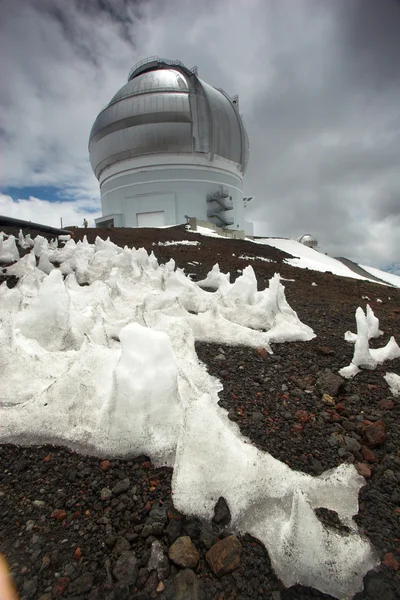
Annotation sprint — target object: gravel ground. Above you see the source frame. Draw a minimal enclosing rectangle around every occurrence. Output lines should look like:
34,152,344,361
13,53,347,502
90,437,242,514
0,225,399,600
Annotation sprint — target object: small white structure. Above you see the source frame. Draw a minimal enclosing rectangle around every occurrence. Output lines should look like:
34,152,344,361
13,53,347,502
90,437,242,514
89,57,253,234
297,234,318,249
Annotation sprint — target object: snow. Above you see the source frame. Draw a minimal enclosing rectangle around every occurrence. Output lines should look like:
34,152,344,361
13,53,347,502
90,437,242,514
197,263,230,290
238,254,273,263
360,264,400,288
0,232,379,598
187,224,225,238
250,238,385,283
0,234,20,263
344,304,383,342
340,306,400,378
154,240,200,246
384,372,400,397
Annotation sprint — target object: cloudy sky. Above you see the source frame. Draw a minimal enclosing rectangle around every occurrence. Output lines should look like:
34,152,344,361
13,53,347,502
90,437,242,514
1,0,399,268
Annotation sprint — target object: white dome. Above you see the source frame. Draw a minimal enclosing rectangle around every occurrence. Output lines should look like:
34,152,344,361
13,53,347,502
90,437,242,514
89,57,249,180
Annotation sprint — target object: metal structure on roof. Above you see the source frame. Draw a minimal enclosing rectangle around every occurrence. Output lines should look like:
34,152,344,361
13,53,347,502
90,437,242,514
297,234,319,249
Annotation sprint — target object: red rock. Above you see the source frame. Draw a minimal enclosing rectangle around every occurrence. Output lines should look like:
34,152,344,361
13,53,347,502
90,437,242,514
331,412,341,421
362,420,387,447
256,347,269,359
377,399,395,410
168,536,200,568
361,445,377,463
52,577,69,597
142,461,152,469
335,402,345,412
100,460,111,471
43,454,52,463
295,410,310,423
317,345,335,356
367,384,378,391
382,552,399,571
206,535,242,576
291,424,303,433
355,463,372,478
73,547,82,560
51,509,67,521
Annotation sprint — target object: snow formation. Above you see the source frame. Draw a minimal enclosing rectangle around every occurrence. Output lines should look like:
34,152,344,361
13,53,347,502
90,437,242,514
384,372,400,397
0,232,378,598
340,306,400,378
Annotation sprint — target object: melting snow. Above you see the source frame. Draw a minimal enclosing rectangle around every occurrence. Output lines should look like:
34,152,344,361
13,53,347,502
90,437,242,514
0,232,379,598
384,373,400,397
154,240,200,246
340,306,400,378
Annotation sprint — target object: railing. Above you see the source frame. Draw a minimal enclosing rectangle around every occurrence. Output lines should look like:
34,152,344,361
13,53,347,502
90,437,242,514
128,56,196,81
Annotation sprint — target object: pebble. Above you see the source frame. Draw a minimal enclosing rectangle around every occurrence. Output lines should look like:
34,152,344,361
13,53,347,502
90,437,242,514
355,463,372,478
100,487,112,501
206,535,242,576
168,536,200,568
112,477,130,495
212,496,231,526
112,551,138,585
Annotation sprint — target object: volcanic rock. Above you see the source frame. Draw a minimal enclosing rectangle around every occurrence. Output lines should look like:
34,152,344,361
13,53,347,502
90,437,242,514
206,535,242,576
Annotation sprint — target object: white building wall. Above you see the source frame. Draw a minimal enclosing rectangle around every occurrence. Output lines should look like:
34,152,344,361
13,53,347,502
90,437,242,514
98,162,247,229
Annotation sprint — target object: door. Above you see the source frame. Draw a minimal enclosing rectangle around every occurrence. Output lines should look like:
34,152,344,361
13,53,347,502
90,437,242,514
136,211,166,227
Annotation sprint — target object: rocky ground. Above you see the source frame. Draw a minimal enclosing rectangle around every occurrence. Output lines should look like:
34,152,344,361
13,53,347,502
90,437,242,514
0,225,399,600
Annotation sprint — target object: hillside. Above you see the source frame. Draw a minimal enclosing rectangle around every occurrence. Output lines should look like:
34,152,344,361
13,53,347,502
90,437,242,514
0,224,399,600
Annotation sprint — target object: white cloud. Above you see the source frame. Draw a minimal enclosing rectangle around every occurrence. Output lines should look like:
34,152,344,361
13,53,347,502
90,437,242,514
0,194,101,228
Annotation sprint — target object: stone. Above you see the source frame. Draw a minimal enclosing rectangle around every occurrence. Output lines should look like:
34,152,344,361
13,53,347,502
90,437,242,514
363,420,387,447
157,581,165,592
100,459,111,471
114,536,131,555
361,445,377,463
251,411,264,423
32,500,46,509
173,569,202,600
168,536,200,568
317,345,335,356
112,478,130,495
113,551,138,585
355,463,372,478
142,504,167,537
377,399,395,410
51,509,67,521
212,497,231,526
101,487,112,501
148,539,170,580
322,394,335,405
382,552,399,571
68,572,94,595
316,371,344,396
343,436,361,453
68,469,77,482
214,354,226,361
206,535,242,576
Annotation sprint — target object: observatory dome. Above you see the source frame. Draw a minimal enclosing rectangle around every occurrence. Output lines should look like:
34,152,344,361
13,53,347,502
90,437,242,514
89,57,252,233
297,234,318,249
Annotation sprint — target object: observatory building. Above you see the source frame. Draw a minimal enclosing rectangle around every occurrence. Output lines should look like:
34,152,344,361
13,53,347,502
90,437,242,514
297,234,319,249
89,57,252,233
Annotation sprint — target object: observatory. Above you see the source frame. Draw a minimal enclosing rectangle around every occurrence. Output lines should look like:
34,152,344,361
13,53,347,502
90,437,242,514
89,57,252,233
297,234,318,249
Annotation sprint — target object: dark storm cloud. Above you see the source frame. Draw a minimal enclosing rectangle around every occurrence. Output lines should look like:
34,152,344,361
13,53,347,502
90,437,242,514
1,0,399,266
333,0,400,88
